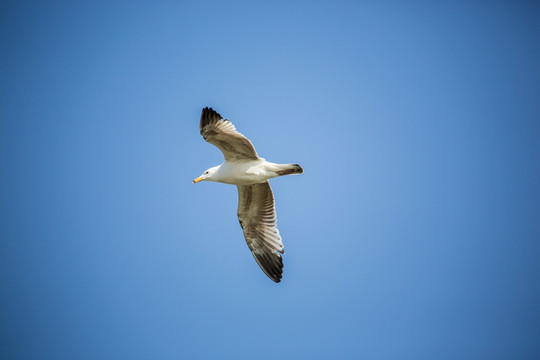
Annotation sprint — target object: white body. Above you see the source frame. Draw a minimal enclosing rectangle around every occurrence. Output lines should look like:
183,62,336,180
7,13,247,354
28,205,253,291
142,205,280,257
209,159,286,185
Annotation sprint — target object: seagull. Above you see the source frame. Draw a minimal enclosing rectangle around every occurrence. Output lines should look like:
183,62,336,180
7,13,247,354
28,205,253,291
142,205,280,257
193,107,303,283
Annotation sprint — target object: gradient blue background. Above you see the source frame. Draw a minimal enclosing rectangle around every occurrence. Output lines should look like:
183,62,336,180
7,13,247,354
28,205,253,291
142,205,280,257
1,1,539,359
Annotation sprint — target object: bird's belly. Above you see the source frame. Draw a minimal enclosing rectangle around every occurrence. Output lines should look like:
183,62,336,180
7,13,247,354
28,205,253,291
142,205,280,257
218,161,270,185
219,171,267,185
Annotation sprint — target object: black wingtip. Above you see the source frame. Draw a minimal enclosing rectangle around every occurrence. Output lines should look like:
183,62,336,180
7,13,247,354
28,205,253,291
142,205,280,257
252,251,283,283
201,107,222,120
200,107,223,132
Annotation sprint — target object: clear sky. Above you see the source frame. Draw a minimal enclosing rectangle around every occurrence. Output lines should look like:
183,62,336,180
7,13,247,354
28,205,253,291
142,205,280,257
1,1,539,359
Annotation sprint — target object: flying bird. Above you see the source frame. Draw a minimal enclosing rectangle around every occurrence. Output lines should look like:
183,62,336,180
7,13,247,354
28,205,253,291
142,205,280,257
193,107,303,283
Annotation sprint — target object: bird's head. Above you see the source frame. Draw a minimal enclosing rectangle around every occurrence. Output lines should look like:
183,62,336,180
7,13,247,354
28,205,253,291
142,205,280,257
193,166,219,183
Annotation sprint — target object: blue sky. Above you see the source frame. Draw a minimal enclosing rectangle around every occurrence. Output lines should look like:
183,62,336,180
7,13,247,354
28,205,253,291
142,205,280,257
1,1,539,359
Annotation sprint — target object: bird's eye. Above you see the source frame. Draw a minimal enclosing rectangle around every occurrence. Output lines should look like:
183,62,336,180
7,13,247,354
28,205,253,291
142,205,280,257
205,171,209,175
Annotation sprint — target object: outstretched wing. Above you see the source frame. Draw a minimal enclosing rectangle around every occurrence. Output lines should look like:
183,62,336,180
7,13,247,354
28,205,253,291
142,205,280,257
200,107,259,161
237,181,284,283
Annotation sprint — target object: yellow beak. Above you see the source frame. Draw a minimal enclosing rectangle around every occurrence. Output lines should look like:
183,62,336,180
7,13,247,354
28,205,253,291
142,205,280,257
193,177,203,184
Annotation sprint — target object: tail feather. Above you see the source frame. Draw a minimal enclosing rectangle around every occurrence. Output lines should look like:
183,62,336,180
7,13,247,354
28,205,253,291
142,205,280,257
276,164,304,176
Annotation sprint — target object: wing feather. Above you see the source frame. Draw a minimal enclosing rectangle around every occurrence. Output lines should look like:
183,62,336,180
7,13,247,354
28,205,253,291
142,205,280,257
237,181,284,283
200,107,259,161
